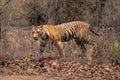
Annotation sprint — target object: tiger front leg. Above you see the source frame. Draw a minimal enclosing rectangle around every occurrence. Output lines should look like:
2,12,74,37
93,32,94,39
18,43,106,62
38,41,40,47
56,41,65,58
38,43,46,60
33,40,48,62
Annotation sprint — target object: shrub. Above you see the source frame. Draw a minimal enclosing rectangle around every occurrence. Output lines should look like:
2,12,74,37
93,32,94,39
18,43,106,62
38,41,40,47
111,40,120,65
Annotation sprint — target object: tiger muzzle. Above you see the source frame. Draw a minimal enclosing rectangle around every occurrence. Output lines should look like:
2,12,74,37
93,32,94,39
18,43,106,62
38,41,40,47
32,33,39,41
33,37,39,41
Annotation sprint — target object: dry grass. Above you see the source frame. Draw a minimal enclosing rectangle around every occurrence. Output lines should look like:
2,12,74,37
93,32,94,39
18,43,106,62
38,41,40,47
0,26,119,64
0,27,35,57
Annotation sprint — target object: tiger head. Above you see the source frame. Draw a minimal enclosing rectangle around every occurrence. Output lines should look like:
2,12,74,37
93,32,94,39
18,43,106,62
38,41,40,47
32,25,43,41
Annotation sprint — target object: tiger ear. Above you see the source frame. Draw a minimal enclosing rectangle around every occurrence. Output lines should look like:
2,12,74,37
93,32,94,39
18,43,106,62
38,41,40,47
40,25,43,28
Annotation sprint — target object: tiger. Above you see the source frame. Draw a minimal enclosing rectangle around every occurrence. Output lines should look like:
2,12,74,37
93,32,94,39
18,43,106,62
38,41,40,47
32,21,100,63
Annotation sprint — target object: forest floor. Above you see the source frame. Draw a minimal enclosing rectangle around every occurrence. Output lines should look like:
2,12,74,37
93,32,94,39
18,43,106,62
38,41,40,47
0,55,120,80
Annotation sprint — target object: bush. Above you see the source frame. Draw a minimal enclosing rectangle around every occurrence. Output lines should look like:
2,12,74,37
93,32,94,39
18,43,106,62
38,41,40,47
92,41,104,64
111,40,120,65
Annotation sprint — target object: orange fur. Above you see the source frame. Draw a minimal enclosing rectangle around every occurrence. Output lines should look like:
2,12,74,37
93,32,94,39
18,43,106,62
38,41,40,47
32,21,98,63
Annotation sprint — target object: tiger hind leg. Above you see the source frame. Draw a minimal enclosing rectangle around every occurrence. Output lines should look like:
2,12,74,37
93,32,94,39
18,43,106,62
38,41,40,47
74,38,87,59
86,40,97,64
86,45,94,64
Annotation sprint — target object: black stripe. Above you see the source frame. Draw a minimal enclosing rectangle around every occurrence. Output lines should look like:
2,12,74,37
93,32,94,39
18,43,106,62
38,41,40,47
89,27,100,36
41,33,49,40
40,43,46,47
39,47,44,53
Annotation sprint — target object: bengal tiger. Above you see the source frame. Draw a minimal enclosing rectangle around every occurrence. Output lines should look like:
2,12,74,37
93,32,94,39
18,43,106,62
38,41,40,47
32,21,100,63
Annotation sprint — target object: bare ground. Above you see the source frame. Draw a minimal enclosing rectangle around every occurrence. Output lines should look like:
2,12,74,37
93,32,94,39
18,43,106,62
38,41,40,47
0,55,120,80
0,75,47,80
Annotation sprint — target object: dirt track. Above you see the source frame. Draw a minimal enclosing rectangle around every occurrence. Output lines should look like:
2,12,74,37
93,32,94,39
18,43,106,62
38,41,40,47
0,55,120,80
0,75,47,80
